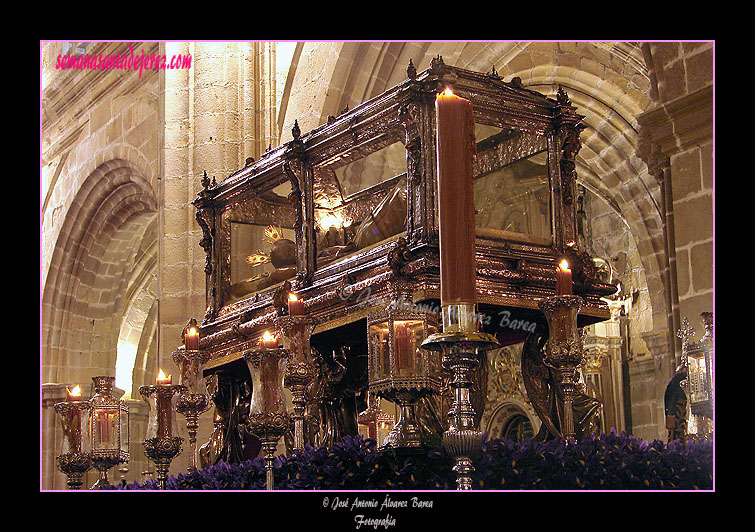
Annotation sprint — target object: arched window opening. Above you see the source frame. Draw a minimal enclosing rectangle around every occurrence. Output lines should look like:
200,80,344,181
501,413,534,442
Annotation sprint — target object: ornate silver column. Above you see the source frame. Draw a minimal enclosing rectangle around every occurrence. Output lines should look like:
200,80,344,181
421,303,499,490
538,295,584,440
276,314,317,450
243,334,290,490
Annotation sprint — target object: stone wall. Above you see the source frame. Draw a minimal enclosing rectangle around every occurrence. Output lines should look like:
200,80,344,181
634,42,714,441
158,42,284,476
638,42,714,342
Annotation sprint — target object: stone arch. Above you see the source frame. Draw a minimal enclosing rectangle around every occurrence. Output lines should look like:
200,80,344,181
41,142,156,286
481,44,667,335
484,398,541,440
114,213,158,398
281,42,435,136
41,158,158,385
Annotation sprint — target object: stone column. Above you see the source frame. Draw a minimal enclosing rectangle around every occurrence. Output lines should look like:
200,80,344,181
583,300,626,433
159,42,282,476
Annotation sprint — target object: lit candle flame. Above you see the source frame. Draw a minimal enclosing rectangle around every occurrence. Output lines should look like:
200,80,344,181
187,326,198,337
262,330,277,342
288,293,299,302
67,385,82,399
157,368,172,384
558,259,570,272
442,88,454,96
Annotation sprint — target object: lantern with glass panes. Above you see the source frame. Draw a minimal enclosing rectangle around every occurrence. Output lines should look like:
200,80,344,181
358,391,395,444
680,312,714,435
88,376,129,488
367,289,441,451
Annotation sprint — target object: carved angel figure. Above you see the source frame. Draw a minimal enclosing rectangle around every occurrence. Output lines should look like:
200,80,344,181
199,371,261,467
664,365,689,443
521,326,601,441
304,346,367,448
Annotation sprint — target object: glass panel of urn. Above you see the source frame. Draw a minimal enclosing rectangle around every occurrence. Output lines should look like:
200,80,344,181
315,139,408,268
335,141,407,199
473,125,552,243
230,222,297,294
226,179,298,302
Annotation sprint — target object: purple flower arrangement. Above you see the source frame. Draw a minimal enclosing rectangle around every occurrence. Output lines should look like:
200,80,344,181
473,430,713,490
105,430,712,490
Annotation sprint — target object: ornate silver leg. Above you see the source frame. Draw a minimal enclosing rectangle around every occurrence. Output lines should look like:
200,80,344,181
441,343,487,490
176,393,210,473
172,348,211,473
283,363,315,450
247,414,290,490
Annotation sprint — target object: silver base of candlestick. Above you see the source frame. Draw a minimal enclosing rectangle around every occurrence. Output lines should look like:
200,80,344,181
420,303,499,490
246,412,290,490
56,452,92,490
443,429,483,490
143,437,183,490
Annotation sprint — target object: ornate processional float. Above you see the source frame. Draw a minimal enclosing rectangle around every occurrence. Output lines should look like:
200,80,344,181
52,57,616,490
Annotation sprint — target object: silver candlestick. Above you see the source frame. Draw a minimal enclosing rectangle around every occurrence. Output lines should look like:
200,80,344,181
172,347,211,472
421,302,499,490
538,295,584,440
54,392,92,490
139,379,185,489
